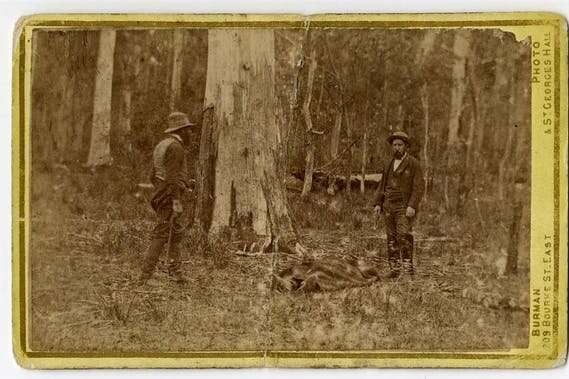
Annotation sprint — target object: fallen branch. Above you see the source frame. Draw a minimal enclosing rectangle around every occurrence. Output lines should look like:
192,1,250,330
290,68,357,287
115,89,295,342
316,139,358,172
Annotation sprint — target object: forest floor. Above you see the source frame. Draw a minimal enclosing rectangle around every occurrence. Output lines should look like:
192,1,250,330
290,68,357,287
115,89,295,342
29,168,530,352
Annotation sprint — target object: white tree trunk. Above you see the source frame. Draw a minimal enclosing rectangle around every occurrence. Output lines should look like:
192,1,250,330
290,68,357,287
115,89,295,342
417,30,437,200
447,30,470,146
396,104,403,131
420,83,430,200
498,94,516,200
196,29,295,241
344,111,354,196
169,29,185,112
327,110,342,195
330,110,342,159
118,86,132,154
87,30,116,167
416,30,437,66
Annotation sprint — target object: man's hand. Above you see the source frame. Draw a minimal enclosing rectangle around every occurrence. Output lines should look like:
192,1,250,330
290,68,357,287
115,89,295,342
374,205,382,217
173,199,183,215
406,206,416,218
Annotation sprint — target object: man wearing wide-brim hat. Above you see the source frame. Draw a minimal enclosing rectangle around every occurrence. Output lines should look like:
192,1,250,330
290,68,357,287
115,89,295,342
139,111,195,285
373,131,424,278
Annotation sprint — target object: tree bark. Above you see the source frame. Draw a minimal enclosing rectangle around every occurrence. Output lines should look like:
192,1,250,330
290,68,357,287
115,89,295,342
195,29,296,244
86,30,116,167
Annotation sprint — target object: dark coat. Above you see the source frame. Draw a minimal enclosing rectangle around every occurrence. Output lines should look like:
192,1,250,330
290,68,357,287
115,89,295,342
374,154,424,211
150,136,188,212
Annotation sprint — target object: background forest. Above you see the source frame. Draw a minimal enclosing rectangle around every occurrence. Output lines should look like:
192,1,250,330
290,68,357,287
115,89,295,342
29,27,531,352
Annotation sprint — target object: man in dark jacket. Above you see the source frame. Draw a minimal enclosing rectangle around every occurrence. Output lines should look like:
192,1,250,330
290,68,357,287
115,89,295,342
139,112,194,285
374,131,424,278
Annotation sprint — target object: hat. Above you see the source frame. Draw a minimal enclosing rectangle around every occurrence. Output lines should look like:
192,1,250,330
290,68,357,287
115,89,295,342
387,131,410,145
164,112,195,134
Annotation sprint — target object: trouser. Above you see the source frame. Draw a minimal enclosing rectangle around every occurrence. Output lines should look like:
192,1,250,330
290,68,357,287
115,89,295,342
141,197,185,277
383,200,415,275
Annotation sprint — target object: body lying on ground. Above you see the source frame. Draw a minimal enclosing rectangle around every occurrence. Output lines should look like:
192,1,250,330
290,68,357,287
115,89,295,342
273,257,380,292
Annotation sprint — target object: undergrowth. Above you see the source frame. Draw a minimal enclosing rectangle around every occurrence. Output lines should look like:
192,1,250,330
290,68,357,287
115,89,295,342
29,169,530,352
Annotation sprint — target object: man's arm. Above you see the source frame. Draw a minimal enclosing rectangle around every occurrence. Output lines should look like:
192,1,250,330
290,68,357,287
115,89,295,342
164,142,188,195
407,159,424,211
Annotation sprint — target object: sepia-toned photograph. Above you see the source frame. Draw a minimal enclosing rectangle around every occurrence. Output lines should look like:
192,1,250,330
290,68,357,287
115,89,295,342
13,13,567,368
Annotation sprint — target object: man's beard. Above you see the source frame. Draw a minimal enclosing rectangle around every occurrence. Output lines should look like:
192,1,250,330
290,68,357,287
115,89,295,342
179,132,191,147
394,151,404,159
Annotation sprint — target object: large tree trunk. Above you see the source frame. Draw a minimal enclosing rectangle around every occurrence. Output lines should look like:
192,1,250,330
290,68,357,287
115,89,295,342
86,30,116,167
195,29,296,245
70,32,98,162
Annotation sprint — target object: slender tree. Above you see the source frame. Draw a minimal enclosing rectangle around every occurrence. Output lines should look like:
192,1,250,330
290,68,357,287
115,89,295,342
169,29,185,112
300,48,318,197
86,30,116,167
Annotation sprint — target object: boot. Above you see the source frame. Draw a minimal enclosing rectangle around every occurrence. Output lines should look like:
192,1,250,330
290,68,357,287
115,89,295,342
166,240,186,284
387,239,400,279
402,234,415,275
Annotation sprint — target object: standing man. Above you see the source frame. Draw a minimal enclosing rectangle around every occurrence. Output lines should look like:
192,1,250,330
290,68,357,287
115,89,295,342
374,131,424,278
139,112,195,285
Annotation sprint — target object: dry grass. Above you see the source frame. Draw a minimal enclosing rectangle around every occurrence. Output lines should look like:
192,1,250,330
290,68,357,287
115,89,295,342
29,170,529,352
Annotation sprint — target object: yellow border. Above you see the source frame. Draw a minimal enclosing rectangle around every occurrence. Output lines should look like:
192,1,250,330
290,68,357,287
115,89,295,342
12,12,568,369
